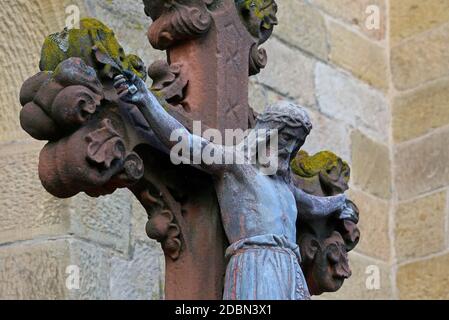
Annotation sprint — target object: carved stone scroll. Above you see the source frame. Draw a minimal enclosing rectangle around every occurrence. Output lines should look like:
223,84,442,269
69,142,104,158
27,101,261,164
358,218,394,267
145,0,214,50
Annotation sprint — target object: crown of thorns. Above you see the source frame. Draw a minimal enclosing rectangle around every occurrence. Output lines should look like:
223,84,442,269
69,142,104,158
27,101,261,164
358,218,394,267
257,102,313,133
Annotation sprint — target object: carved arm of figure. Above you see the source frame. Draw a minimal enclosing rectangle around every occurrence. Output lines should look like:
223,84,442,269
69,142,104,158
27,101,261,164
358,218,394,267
115,71,189,150
114,72,227,175
294,186,347,220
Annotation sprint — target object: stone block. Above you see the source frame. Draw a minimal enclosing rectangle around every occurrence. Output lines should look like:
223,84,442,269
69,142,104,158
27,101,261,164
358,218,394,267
349,189,390,261
275,0,328,60
67,239,111,300
69,189,133,255
0,239,110,300
351,131,392,199
397,253,449,299
391,24,449,90
0,142,70,244
328,21,388,91
0,240,69,299
393,78,449,143
0,141,133,254
303,109,351,163
110,241,165,300
395,192,447,262
311,0,386,40
248,80,284,114
390,0,449,44
315,63,389,142
255,37,316,108
395,128,449,200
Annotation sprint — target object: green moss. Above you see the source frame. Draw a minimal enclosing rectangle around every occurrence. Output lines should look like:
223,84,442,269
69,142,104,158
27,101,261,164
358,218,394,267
39,18,145,80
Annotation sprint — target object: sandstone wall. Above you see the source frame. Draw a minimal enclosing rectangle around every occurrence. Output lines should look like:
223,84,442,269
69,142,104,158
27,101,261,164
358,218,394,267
390,0,449,300
0,0,447,299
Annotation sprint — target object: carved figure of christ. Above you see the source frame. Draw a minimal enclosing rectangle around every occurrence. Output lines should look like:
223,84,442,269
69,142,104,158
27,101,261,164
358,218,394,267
114,72,348,300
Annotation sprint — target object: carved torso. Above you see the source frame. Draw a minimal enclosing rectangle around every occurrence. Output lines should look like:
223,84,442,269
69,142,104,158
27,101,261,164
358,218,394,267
215,165,297,245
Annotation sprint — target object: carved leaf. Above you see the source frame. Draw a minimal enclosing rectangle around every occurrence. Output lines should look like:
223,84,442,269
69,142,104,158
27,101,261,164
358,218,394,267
149,60,189,110
85,119,126,169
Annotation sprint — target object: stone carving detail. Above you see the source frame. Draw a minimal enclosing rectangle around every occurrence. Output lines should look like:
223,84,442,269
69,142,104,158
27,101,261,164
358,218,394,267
292,151,360,295
140,188,182,260
20,55,145,199
85,119,126,169
144,0,214,50
19,2,359,300
40,19,147,81
148,60,189,111
19,17,227,299
235,0,278,44
20,59,103,141
19,19,172,239
235,0,278,75
249,43,268,76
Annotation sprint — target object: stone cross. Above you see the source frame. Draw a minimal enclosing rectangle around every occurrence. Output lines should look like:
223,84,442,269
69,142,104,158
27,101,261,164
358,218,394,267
19,0,359,300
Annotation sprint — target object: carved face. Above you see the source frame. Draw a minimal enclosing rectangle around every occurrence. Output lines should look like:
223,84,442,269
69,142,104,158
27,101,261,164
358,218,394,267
255,121,308,170
236,0,279,43
291,150,351,197
302,232,352,295
318,159,350,196
277,126,307,160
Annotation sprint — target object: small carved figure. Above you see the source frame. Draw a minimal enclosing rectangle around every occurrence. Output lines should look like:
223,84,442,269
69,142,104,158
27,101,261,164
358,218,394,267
292,151,360,295
113,72,350,300
235,0,279,44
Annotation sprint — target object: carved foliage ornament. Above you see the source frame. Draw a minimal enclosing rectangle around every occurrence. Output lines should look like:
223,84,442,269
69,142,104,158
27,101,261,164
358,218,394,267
148,60,189,111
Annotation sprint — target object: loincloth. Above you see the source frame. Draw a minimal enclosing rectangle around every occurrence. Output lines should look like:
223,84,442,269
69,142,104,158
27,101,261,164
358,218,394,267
223,234,311,300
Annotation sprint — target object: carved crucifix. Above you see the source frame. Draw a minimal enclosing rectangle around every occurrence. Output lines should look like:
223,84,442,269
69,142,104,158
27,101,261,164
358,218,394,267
19,0,359,300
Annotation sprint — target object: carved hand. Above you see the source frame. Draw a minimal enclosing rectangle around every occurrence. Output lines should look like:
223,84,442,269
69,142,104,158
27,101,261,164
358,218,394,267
296,187,347,220
337,200,359,223
114,71,149,108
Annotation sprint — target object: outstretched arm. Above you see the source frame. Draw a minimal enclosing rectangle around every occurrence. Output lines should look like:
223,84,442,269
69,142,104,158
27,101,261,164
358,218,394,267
294,187,347,220
115,72,190,151
114,72,226,174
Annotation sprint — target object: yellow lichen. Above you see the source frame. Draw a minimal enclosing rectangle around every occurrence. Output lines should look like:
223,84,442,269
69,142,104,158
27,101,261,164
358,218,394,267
291,150,349,180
